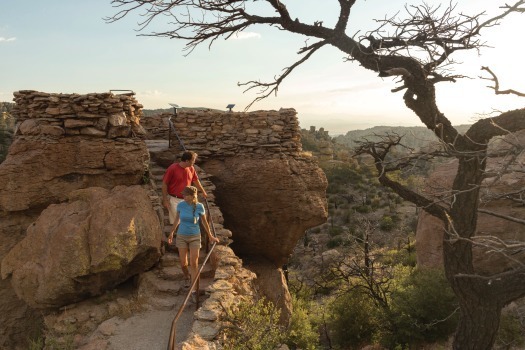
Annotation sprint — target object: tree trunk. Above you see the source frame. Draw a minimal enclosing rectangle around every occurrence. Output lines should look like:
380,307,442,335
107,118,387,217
453,301,501,349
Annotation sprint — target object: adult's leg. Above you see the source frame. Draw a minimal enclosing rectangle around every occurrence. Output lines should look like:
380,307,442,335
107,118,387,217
178,246,190,280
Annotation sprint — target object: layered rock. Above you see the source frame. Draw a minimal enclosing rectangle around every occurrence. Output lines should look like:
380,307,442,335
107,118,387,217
143,108,302,160
12,90,146,138
0,136,149,211
1,186,162,308
416,131,525,274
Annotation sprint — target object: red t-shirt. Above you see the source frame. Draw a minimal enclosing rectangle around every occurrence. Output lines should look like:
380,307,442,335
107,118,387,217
163,163,198,198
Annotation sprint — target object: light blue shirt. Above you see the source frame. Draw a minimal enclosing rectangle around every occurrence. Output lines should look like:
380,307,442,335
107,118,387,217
176,201,205,235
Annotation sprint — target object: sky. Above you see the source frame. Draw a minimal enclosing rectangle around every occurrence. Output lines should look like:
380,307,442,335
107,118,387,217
0,0,523,134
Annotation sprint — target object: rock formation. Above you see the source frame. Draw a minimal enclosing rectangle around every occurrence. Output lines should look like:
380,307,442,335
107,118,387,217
202,156,327,267
416,130,525,274
0,91,152,349
0,92,328,348
2,186,162,308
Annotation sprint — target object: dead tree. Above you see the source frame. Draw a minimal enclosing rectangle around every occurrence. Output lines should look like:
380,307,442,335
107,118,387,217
106,1,525,348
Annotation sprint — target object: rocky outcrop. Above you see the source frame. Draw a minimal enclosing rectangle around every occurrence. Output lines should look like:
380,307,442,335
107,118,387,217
416,131,525,274
202,156,328,267
0,211,42,349
0,90,328,349
0,91,152,349
1,186,162,308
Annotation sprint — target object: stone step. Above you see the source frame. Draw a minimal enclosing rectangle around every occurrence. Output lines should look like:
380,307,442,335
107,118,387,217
145,139,169,153
151,173,164,181
158,261,214,281
137,271,185,297
149,167,166,176
160,252,179,267
146,297,176,311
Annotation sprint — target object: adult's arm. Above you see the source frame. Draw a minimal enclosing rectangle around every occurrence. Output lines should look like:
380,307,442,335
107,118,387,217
168,211,180,244
193,178,208,198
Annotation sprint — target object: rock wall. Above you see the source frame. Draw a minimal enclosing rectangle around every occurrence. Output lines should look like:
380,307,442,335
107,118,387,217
141,108,302,159
12,90,145,139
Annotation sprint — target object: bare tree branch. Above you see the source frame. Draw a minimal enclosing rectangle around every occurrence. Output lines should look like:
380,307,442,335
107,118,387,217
481,66,525,97
478,209,525,225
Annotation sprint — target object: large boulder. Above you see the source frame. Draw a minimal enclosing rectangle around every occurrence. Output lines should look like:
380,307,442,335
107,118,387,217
416,131,525,274
1,185,162,308
201,155,328,267
0,136,149,212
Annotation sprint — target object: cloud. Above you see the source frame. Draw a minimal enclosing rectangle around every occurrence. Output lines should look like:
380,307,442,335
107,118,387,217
139,90,164,97
0,37,16,43
230,32,261,40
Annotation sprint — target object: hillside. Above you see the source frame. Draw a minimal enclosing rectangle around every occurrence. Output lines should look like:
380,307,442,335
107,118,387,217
335,125,471,150
0,102,14,114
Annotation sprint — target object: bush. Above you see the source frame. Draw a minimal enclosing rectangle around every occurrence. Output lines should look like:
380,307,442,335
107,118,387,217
286,296,320,350
383,268,458,348
327,236,344,248
221,297,285,350
328,226,343,237
379,216,396,231
329,291,379,349
495,312,525,349
353,205,371,213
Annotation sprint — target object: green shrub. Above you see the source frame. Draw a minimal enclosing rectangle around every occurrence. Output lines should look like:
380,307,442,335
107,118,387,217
379,216,395,231
329,291,379,349
327,236,344,248
286,296,320,350
328,226,343,237
311,226,321,234
383,268,458,348
495,311,525,349
221,297,285,350
353,205,371,213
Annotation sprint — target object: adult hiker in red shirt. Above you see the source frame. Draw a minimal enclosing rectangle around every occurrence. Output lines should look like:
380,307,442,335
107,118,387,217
162,150,207,219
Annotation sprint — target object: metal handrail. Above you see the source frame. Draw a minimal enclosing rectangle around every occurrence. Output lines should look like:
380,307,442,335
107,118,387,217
167,116,186,150
167,197,219,350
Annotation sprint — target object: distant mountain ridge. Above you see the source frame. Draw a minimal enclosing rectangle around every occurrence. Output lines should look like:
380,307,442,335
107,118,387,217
334,125,471,150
